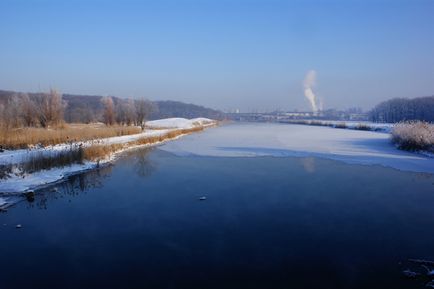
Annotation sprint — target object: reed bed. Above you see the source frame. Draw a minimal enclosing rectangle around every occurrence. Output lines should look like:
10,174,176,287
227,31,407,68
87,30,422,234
83,126,204,161
0,124,142,150
0,126,205,179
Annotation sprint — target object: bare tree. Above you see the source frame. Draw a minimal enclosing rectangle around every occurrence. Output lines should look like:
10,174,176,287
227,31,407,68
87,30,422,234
33,89,64,128
4,95,22,128
124,99,136,126
48,89,64,126
136,98,152,129
102,97,116,125
35,93,49,128
370,96,434,123
115,99,137,126
0,103,7,129
21,93,37,127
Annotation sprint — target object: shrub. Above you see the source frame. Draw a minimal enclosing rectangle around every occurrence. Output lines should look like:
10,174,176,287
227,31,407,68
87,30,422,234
309,120,323,126
391,121,434,152
334,123,347,129
354,123,371,131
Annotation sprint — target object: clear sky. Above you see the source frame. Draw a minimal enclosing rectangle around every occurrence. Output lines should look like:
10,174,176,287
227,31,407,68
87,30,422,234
1,0,433,112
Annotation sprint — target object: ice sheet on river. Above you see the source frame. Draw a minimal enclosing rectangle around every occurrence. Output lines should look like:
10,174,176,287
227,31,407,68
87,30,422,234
160,123,434,174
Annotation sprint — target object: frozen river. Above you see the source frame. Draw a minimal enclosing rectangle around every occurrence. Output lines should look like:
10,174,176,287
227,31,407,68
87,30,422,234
162,122,434,173
1,123,433,289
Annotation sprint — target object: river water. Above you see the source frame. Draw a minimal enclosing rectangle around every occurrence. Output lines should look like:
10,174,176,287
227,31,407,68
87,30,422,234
1,125,434,289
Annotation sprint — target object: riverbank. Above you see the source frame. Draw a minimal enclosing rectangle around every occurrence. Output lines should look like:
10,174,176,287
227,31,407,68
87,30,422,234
0,118,216,207
279,119,393,132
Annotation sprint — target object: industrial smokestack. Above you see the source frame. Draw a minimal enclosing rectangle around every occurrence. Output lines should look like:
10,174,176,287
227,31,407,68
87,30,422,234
303,70,318,113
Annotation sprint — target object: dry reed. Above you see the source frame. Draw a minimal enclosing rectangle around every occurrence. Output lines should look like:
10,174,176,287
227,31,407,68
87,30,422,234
0,124,141,149
82,126,204,161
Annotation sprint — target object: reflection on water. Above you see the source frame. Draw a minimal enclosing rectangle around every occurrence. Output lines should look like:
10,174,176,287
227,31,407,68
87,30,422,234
300,157,316,173
129,148,157,177
27,165,113,210
23,148,155,211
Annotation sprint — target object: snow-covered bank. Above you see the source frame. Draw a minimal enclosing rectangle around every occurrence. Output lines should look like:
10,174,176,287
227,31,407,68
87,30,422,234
146,118,215,129
160,122,434,174
0,118,216,199
280,120,394,133
0,163,95,195
0,118,215,166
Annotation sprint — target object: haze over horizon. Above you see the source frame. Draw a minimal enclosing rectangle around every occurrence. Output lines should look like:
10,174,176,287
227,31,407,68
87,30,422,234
1,0,433,112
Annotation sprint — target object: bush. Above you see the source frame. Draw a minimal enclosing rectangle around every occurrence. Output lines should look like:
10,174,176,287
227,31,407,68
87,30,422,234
391,121,434,152
354,123,371,131
334,123,347,129
309,120,323,126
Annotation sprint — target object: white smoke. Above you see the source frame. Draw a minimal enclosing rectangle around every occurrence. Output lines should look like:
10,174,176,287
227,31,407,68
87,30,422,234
303,70,319,113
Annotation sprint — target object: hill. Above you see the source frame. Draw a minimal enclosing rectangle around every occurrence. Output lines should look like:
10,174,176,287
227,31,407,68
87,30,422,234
0,90,224,122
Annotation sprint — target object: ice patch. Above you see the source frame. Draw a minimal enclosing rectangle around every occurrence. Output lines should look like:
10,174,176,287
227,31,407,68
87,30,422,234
160,122,434,174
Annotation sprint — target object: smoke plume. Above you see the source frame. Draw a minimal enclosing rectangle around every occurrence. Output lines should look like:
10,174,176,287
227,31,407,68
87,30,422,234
303,70,318,113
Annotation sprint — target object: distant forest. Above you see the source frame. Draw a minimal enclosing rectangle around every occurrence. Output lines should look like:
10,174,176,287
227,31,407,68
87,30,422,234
0,90,224,128
370,96,434,123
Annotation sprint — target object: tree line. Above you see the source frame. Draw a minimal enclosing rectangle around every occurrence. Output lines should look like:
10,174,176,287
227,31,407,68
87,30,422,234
0,90,153,129
369,96,434,123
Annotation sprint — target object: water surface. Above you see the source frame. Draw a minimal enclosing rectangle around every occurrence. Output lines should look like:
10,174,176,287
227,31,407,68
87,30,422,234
1,147,434,289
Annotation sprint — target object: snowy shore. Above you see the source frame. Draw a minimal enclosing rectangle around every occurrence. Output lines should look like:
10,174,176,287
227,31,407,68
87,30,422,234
0,118,216,207
280,119,394,133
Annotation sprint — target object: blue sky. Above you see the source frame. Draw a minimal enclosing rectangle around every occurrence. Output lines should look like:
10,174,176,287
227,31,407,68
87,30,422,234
1,0,433,111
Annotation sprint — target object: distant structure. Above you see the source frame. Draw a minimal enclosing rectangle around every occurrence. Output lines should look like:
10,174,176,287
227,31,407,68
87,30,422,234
226,109,368,122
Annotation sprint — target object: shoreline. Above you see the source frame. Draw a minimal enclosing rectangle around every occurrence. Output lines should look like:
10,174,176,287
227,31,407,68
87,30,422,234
0,118,217,208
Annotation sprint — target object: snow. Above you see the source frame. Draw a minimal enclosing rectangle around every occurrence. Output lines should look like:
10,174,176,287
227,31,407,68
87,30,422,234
160,122,434,174
330,121,393,132
0,118,217,195
0,129,169,166
0,163,95,194
146,117,214,129
0,118,215,166
282,120,394,132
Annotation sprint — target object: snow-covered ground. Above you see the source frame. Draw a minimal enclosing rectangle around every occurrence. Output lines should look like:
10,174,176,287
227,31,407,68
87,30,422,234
281,120,394,132
160,122,434,174
146,117,215,129
0,118,215,206
0,118,214,166
327,121,393,132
